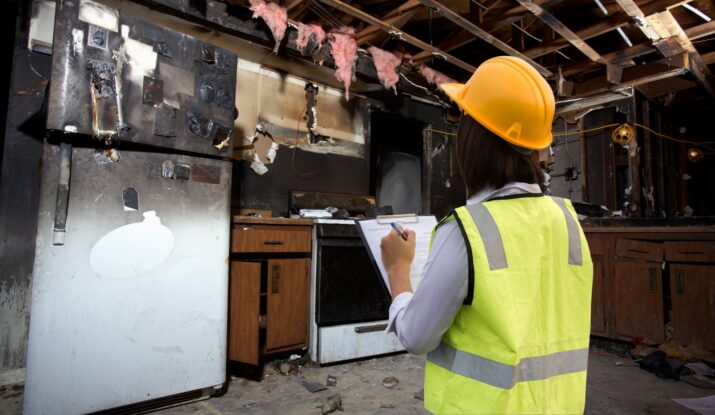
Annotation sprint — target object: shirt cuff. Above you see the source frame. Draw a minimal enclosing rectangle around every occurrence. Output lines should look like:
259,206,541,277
385,292,413,333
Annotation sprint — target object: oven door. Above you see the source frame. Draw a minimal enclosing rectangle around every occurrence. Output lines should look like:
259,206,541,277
316,238,391,326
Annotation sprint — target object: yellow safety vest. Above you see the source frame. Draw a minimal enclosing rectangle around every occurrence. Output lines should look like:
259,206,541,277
424,194,593,414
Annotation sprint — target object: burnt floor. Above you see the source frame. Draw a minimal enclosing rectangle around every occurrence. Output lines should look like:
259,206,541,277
1,350,711,414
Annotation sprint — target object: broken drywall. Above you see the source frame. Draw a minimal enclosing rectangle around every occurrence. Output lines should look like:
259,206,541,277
235,60,365,160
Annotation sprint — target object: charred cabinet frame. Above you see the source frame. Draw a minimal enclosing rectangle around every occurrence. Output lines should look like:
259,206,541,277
585,227,715,350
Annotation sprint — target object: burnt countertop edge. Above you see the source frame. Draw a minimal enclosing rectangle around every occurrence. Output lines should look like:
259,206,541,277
232,216,314,226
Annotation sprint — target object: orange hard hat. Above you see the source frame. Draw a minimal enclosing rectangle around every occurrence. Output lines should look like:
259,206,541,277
440,56,555,150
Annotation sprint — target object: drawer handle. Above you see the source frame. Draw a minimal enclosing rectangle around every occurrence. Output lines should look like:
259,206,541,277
272,265,280,294
264,240,285,245
242,226,255,231
675,269,685,294
354,323,388,334
648,269,657,293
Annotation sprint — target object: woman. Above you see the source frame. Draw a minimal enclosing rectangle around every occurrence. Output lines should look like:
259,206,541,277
380,56,593,414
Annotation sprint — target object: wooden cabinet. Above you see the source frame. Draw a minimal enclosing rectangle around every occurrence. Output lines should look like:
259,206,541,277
669,264,715,350
613,259,665,342
228,218,312,366
583,226,715,351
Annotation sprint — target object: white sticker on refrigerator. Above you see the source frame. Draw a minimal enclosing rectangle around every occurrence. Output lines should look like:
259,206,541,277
89,211,174,279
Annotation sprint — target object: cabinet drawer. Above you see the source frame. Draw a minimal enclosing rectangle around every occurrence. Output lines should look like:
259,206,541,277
664,241,715,263
615,239,663,262
232,225,311,253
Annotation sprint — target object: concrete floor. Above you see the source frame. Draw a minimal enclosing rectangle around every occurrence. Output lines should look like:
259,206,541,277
1,350,712,414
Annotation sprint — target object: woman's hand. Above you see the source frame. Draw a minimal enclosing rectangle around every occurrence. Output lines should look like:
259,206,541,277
380,228,416,300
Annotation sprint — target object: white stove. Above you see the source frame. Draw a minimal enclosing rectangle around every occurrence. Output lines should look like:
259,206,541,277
309,219,404,364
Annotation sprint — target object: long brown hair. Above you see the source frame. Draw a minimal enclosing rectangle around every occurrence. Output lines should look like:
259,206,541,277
456,115,544,197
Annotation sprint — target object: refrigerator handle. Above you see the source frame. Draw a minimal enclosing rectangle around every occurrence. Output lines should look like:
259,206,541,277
53,143,72,245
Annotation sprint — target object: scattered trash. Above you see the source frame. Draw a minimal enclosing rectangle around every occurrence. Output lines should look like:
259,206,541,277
241,402,259,409
273,359,299,375
326,375,337,387
289,354,301,361
303,381,328,393
414,389,424,401
682,363,715,389
381,376,399,389
314,393,343,414
638,351,685,380
380,403,395,409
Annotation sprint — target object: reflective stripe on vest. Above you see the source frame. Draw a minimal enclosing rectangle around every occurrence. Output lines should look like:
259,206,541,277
551,197,583,265
427,342,589,389
463,197,582,270
464,204,507,270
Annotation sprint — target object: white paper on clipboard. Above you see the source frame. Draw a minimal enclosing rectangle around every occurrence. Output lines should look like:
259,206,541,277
356,214,437,295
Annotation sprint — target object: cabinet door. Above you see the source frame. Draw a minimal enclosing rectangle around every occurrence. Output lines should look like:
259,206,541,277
613,259,665,342
266,259,310,351
229,261,261,365
591,258,606,334
670,264,715,350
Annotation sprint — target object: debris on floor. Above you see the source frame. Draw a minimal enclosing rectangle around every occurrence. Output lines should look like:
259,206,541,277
303,381,328,393
381,376,399,389
313,393,343,414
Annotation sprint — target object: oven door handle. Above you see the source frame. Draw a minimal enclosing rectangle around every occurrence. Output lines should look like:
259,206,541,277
354,323,388,334
318,239,364,248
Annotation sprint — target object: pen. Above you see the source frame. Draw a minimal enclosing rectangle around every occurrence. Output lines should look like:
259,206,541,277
390,222,408,241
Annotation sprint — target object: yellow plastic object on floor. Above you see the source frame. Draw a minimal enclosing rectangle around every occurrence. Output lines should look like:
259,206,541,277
440,56,555,150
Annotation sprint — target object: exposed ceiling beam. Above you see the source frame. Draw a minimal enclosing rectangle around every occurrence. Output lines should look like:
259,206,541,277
646,11,715,98
703,50,715,65
517,0,606,64
561,19,715,77
523,0,693,59
572,54,690,96
614,0,663,41
416,0,553,77
314,0,477,73
356,0,421,45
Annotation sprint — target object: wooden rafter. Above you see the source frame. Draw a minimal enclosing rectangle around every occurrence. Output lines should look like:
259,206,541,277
646,11,715,98
416,0,553,77
356,0,421,45
573,54,690,96
523,0,693,59
314,0,477,73
517,0,606,64
614,0,663,42
561,19,715,77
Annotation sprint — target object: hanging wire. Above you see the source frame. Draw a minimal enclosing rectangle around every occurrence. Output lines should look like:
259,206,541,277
551,122,715,146
424,128,457,137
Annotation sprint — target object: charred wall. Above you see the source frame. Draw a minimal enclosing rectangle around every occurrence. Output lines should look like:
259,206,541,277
0,2,48,382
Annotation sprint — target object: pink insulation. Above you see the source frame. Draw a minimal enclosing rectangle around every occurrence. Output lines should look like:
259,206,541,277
249,0,287,53
419,65,456,90
296,23,326,54
328,27,358,100
368,47,401,93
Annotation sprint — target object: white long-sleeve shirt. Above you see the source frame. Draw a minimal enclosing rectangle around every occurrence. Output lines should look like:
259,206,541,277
386,182,543,355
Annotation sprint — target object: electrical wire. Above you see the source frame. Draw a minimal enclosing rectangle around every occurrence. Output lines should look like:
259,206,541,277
552,122,715,145
423,128,457,137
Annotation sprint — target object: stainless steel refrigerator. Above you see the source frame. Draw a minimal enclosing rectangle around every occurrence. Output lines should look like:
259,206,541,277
24,1,237,413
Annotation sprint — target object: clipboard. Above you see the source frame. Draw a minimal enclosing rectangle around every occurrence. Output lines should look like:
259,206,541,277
356,214,437,296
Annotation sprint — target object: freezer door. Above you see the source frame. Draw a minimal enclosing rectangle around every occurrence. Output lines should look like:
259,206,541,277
46,0,236,157
24,144,231,414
